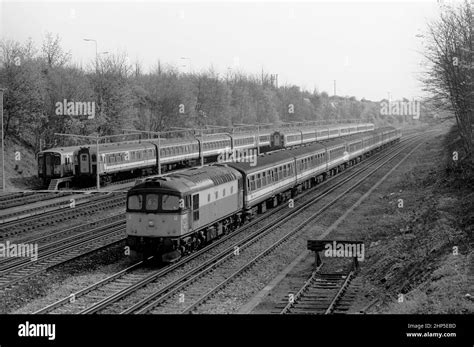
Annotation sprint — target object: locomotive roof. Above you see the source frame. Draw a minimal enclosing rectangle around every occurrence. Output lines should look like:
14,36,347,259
130,165,241,194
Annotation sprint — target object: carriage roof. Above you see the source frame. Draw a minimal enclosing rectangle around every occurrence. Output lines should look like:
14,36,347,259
38,146,77,155
130,165,241,194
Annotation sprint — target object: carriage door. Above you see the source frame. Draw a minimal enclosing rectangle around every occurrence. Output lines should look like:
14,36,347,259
80,153,90,174
272,132,281,148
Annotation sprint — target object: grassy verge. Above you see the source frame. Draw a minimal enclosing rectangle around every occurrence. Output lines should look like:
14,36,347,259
367,124,473,313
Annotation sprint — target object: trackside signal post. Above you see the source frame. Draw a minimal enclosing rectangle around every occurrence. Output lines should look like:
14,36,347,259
307,239,364,271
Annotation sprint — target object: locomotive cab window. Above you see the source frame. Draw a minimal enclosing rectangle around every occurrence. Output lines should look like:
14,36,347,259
127,195,143,210
146,194,159,211
162,195,180,211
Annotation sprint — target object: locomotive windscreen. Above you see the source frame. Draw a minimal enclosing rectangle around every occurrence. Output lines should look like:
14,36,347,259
127,193,181,212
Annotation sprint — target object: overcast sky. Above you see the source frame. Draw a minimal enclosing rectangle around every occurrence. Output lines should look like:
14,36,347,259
1,0,442,101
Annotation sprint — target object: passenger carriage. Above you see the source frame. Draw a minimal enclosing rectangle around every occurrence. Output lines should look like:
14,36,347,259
227,151,297,216
269,122,374,149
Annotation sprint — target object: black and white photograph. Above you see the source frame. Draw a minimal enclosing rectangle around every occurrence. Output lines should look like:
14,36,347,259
0,0,472,345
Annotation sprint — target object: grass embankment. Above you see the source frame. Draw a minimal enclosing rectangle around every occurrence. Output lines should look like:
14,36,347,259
365,125,473,313
0,135,41,191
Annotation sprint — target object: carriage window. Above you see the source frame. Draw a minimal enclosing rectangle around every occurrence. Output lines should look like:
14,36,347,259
91,154,96,162
145,194,159,210
162,195,180,211
256,174,261,189
215,191,218,199
208,194,211,202
128,195,142,210
223,188,226,197
38,154,44,171
231,186,234,194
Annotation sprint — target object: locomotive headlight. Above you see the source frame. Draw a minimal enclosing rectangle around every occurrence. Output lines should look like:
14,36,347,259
148,220,154,227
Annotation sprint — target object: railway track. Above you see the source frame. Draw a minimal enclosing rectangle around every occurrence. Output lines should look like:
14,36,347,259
279,262,358,314
0,192,72,211
0,192,34,203
32,133,423,314
0,192,125,239
0,215,126,292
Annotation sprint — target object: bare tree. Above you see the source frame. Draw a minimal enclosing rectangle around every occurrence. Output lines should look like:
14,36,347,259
41,32,71,68
421,1,473,164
